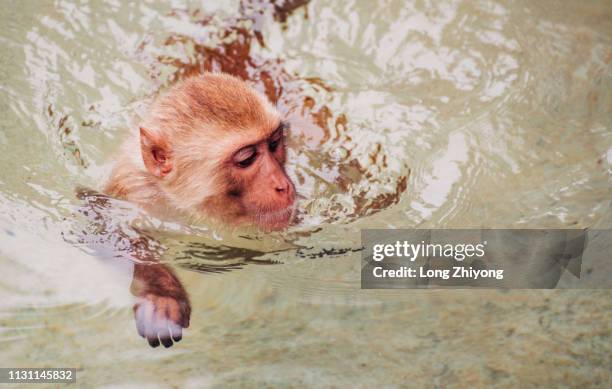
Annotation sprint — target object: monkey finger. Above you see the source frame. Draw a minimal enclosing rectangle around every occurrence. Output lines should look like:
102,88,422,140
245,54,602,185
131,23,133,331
159,336,173,348
159,333,173,348
154,299,174,348
179,301,191,328
142,298,159,347
169,322,182,343
157,319,173,348
164,300,184,342
133,304,146,338
166,299,181,324
147,335,161,348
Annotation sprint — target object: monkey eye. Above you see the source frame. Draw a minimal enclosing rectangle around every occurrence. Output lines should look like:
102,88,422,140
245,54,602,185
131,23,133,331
268,126,284,152
234,146,257,168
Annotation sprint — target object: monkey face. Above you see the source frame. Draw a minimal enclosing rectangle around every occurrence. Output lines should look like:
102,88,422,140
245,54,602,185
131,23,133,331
223,122,296,230
154,120,296,231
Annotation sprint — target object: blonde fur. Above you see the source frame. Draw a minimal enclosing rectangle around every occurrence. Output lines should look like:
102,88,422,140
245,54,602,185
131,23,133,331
104,72,282,222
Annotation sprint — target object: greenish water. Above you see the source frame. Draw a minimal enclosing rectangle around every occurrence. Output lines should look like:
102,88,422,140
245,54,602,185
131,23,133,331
0,0,611,387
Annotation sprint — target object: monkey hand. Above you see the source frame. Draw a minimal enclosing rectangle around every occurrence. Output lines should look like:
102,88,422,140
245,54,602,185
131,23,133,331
131,263,191,348
133,293,190,348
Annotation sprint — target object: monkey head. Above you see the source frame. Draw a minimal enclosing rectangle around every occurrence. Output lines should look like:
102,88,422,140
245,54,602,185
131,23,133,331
137,73,296,230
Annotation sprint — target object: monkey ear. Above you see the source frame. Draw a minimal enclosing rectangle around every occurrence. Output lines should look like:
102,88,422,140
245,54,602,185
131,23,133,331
139,127,173,178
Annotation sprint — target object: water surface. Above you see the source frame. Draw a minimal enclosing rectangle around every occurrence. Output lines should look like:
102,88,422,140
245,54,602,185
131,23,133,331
0,0,611,387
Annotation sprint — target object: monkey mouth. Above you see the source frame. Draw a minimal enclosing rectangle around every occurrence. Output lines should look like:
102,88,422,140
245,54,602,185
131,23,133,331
253,205,295,230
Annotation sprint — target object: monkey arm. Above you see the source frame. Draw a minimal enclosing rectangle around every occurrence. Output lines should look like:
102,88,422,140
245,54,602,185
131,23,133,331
74,187,191,348
131,261,191,347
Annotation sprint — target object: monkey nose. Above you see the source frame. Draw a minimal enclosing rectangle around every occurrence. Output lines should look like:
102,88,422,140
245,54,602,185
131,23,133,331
273,178,293,198
270,173,293,199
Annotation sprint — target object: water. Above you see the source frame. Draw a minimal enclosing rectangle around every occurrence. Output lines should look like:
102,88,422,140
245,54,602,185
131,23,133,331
1,0,611,386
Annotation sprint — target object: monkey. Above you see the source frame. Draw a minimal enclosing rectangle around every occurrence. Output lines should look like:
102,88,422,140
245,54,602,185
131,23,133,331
97,72,297,347
104,72,296,231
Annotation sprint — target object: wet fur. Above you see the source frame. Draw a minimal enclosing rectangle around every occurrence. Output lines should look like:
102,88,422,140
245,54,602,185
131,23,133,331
104,72,289,227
